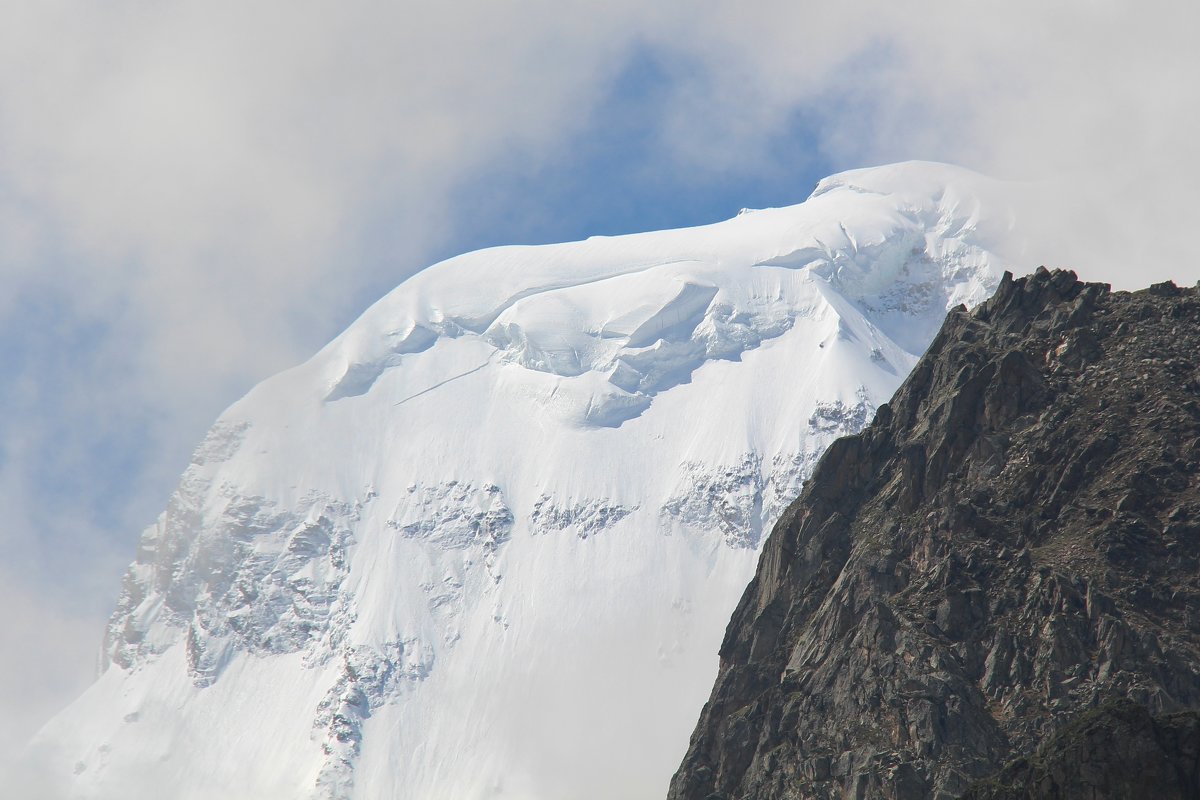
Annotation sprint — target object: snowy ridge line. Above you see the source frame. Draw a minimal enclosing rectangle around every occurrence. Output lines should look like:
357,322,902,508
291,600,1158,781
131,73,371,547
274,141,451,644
325,257,707,401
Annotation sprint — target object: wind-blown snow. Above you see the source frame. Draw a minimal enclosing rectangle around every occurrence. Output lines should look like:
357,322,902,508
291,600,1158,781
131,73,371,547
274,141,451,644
30,161,1020,799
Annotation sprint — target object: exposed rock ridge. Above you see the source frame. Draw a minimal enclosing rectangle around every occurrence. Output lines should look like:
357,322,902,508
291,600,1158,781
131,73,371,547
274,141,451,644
961,700,1200,800
668,268,1200,799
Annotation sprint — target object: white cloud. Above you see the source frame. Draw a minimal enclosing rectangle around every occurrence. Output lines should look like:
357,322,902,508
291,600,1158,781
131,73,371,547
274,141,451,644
0,565,102,770
653,1,1200,287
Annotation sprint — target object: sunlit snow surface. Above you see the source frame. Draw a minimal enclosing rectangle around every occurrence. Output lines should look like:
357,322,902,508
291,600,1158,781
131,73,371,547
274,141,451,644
32,162,1020,799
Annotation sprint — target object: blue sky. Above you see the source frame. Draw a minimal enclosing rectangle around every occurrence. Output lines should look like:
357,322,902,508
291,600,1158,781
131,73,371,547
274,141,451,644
0,43,840,618
442,47,832,253
2,0,1200,761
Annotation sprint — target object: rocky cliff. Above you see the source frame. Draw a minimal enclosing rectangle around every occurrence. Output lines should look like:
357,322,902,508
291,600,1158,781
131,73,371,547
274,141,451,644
668,268,1200,799
962,700,1200,800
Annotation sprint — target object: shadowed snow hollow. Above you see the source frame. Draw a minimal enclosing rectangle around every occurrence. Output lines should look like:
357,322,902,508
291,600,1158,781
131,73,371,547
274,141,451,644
30,161,1021,800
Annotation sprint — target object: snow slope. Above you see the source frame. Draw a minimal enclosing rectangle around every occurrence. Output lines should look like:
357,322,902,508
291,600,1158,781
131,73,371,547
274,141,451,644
31,162,1020,800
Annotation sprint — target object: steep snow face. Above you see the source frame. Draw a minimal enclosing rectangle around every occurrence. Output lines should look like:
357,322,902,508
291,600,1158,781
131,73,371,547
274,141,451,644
32,162,1019,800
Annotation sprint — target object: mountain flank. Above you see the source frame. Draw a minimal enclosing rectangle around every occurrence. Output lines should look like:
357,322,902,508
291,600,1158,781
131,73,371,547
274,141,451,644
668,268,1200,799
32,163,1011,799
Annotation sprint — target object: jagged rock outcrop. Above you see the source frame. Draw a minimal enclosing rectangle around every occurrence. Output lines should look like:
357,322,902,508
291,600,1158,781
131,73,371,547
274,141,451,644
668,268,1200,799
962,700,1200,800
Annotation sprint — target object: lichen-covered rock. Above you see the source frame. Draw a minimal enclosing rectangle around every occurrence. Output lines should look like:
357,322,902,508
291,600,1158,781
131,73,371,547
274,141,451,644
668,268,1200,800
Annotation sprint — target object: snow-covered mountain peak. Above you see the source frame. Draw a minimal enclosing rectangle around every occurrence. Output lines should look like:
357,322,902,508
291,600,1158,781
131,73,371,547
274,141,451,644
33,161,1020,800
298,161,1013,424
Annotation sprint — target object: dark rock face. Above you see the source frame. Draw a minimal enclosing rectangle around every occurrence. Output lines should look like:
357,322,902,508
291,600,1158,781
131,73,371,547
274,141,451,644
962,700,1200,800
668,269,1200,800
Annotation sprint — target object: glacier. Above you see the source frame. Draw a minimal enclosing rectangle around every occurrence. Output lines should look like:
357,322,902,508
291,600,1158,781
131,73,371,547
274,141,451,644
28,161,1021,799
